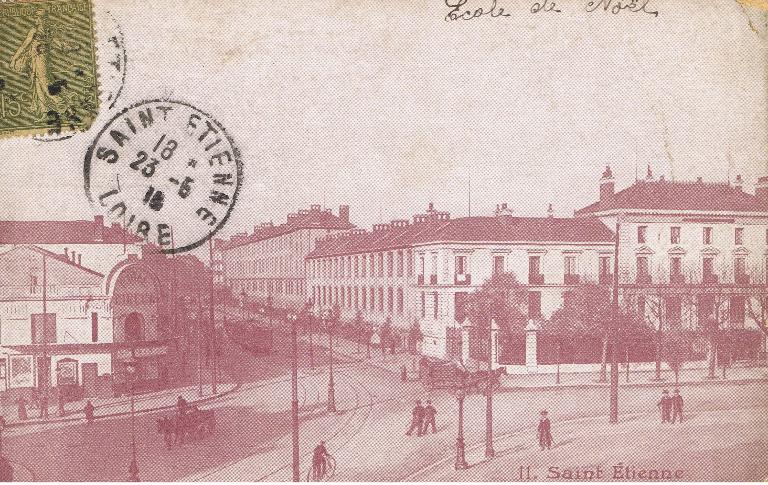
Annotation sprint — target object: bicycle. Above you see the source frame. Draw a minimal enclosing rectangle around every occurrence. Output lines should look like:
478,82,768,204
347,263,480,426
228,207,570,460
306,454,336,481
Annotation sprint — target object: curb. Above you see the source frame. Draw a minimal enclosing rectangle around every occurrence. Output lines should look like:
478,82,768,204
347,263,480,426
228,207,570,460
5,379,242,430
499,376,768,393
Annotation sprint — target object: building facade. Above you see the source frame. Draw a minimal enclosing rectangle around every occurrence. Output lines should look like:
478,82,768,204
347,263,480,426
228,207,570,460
222,205,354,309
576,168,768,333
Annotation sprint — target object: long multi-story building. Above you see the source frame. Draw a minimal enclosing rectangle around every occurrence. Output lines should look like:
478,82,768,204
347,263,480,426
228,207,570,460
222,204,354,309
576,167,768,332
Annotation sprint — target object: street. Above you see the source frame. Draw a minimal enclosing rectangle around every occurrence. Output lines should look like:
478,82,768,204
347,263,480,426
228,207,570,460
2,321,766,482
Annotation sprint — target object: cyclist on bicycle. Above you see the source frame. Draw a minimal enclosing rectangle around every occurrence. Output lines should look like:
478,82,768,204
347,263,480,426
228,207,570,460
312,441,329,479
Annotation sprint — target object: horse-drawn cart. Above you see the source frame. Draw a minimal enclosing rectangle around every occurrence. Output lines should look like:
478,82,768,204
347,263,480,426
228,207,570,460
157,408,216,448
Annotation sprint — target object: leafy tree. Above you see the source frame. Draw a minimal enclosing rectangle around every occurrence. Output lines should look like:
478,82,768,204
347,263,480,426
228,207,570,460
661,328,694,385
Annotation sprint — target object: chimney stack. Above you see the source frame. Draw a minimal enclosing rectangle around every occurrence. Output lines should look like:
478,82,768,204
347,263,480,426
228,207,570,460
756,175,768,206
547,203,554,218
339,205,350,223
599,166,615,202
734,174,743,192
77,254,82,266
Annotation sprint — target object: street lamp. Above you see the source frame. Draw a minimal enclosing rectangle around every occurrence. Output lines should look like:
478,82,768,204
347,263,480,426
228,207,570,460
323,305,339,413
286,304,309,483
307,308,315,370
453,382,469,470
485,317,496,459
125,359,139,482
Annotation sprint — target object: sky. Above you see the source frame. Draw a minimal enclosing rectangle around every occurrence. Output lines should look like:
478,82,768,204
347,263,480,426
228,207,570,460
1,0,766,249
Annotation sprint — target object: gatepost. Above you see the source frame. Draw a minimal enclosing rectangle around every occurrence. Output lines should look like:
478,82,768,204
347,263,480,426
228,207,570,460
525,319,539,373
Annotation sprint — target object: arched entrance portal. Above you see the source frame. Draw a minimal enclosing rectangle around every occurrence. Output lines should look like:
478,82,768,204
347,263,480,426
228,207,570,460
110,263,171,392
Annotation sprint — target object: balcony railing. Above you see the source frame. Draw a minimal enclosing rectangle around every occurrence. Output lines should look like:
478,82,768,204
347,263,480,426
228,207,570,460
563,274,580,285
454,273,472,285
528,273,545,285
669,273,685,285
598,273,612,285
635,273,652,285
735,273,751,285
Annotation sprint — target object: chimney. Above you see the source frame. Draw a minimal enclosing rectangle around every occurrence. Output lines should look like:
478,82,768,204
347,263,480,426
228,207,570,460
599,166,614,202
696,177,703,183
310,204,321,212
756,175,768,206
77,254,82,266
495,202,514,217
94,215,104,241
734,174,743,192
645,164,655,181
63,247,68,259
339,205,350,223
547,203,554,218
427,202,435,212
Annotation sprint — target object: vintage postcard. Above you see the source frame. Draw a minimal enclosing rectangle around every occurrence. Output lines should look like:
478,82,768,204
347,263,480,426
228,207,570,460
0,0,765,482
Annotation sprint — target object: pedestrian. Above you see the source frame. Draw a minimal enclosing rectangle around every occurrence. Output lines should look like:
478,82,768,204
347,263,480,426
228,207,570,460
57,389,66,417
538,410,553,450
405,400,425,436
16,397,27,421
312,440,329,479
84,400,95,424
38,393,48,420
422,400,437,434
671,388,684,424
657,389,672,423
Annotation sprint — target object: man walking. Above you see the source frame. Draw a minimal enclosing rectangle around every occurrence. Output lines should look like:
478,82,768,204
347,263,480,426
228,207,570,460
405,400,425,436
422,400,437,434
657,389,672,423
312,440,329,479
538,410,553,450
671,388,684,424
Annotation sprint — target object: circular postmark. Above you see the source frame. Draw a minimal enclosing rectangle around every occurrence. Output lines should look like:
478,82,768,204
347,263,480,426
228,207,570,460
84,99,242,253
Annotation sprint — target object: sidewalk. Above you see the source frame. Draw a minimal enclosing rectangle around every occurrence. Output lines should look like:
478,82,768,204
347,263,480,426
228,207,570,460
498,365,768,391
2,376,238,429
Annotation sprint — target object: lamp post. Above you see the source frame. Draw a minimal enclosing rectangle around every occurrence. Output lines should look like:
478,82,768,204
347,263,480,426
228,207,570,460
125,359,139,482
323,306,338,413
454,383,469,470
485,317,496,459
286,305,309,483
308,309,315,370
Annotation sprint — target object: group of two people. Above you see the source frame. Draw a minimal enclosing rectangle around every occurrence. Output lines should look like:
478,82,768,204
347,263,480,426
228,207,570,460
657,388,684,423
405,400,438,437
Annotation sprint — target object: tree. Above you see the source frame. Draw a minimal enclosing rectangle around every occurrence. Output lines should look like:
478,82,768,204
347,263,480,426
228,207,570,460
661,328,694,385
464,272,527,458
381,317,393,356
407,318,423,355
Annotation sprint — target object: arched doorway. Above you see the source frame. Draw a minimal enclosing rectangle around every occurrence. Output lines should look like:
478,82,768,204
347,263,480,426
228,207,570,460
124,312,144,342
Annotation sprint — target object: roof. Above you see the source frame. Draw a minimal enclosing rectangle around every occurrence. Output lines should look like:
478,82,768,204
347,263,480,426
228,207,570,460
0,218,141,245
575,179,767,215
224,207,354,250
0,245,105,279
306,216,614,258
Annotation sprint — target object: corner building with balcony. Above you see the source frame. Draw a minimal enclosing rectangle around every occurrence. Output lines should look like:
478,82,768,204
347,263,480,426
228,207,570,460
576,168,768,350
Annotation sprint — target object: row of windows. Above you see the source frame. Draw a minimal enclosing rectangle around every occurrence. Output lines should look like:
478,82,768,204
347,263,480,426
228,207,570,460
420,291,543,322
238,279,306,295
238,257,303,276
312,285,405,314
635,255,767,283
310,250,414,279
637,225,765,246
636,294,748,327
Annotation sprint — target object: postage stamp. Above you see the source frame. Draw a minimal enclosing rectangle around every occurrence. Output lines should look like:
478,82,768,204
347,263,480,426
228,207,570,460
0,0,99,139
84,99,242,253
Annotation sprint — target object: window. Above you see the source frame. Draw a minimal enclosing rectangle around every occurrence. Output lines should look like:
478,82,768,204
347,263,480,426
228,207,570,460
636,256,649,275
670,226,681,244
666,297,681,325
455,256,467,275
397,288,404,314
378,287,384,311
397,251,404,277
670,257,682,276
703,227,712,245
354,256,359,276
378,253,384,277
387,287,394,312
431,253,438,276
703,257,714,276
340,287,345,307
493,256,505,275
637,226,647,243
420,292,426,318
528,291,542,319
529,256,541,276
361,255,367,277
735,227,744,246
564,256,577,275
433,293,439,319
387,252,394,277
407,249,414,276
370,254,375,276
599,256,611,276
361,287,367,309
355,287,359,308
455,292,467,322
730,296,745,327
419,254,425,276
370,287,375,310
31,313,56,344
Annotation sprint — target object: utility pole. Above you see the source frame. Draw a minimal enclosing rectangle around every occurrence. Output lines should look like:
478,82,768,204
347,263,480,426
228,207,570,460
41,253,49,421
485,317,495,458
288,304,310,482
208,236,217,394
609,219,621,424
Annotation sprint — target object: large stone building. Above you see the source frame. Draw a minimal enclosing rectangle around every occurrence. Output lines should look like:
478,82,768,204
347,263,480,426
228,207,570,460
576,168,768,333
222,205,354,309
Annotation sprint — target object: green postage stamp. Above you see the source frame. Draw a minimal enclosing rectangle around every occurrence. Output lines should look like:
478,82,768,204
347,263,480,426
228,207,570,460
0,0,99,138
